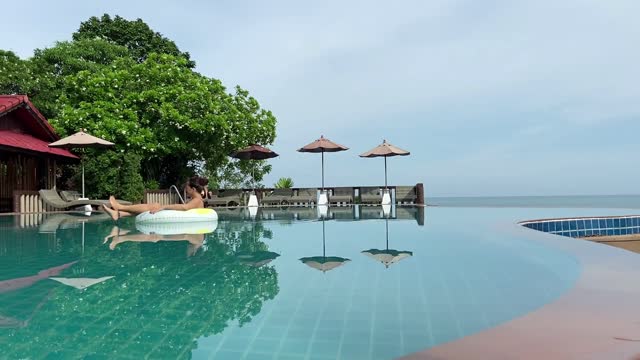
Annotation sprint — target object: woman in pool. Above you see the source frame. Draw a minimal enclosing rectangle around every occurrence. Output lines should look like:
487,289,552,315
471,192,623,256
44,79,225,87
102,176,207,221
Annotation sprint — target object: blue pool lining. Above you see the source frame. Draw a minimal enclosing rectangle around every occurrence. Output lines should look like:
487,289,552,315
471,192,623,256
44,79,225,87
519,215,640,238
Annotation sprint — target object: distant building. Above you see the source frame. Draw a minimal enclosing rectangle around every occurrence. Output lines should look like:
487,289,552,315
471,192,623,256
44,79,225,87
0,95,77,212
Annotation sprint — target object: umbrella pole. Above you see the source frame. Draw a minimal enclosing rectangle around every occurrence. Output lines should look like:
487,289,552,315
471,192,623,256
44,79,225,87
321,151,325,190
385,218,389,250
81,154,85,198
322,218,326,257
384,155,388,189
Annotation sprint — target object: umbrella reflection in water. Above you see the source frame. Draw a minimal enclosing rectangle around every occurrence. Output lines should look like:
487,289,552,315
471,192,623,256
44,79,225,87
362,218,413,268
300,218,350,273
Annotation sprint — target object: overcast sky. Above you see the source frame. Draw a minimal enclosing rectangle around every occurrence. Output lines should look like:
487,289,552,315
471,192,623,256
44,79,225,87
3,0,640,196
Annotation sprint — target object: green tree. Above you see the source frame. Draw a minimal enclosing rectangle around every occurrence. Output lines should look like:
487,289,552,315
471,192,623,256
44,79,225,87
28,39,131,118
79,151,145,202
1,15,277,191
51,53,275,187
73,14,195,67
0,50,34,95
274,177,294,189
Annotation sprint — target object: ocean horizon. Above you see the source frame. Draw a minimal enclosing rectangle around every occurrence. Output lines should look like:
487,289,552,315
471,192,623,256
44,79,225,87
428,194,640,208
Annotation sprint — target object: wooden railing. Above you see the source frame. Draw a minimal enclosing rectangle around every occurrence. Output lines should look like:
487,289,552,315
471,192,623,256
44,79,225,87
143,183,425,206
144,189,181,205
12,190,55,214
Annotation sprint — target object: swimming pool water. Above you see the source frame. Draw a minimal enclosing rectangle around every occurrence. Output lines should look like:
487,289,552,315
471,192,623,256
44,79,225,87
0,207,581,359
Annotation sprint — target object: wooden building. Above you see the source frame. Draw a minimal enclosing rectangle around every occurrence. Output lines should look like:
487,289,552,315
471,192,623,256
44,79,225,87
0,95,77,212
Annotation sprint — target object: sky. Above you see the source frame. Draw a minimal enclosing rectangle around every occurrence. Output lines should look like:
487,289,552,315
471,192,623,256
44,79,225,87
3,0,640,196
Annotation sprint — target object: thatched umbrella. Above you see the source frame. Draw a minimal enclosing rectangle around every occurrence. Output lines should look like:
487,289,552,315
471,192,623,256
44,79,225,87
230,144,279,206
49,130,114,198
300,219,350,273
298,135,348,193
237,251,280,267
359,140,410,189
361,218,412,269
50,276,114,290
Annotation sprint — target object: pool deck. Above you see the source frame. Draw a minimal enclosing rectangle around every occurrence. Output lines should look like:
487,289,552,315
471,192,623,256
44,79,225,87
404,220,640,360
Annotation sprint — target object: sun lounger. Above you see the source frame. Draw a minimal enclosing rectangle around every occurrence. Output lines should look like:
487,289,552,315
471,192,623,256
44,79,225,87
329,187,353,205
60,190,132,205
290,188,317,206
39,189,106,210
360,206,386,219
359,187,383,205
331,206,355,220
395,186,417,205
206,189,245,207
262,189,294,206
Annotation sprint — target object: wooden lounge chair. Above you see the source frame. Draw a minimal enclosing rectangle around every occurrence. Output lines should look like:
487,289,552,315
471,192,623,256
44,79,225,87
290,188,317,206
262,189,294,206
60,190,132,205
206,189,244,207
331,206,355,220
359,187,383,205
395,186,417,205
329,187,353,205
39,189,107,210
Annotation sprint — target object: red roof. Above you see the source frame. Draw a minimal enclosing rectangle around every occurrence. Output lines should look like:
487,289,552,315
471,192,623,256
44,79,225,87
0,130,78,159
0,95,77,159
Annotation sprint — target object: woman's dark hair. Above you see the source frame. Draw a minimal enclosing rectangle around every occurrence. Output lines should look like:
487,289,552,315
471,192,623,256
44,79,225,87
186,176,208,193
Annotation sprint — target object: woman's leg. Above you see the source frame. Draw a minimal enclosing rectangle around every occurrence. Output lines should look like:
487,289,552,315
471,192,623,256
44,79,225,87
102,204,133,221
108,196,156,214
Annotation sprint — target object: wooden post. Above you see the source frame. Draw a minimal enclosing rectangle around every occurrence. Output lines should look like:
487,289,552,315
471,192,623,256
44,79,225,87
415,183,425,205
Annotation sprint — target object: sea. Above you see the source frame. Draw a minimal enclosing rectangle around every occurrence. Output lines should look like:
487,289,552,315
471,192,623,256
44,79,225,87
427,195,640,209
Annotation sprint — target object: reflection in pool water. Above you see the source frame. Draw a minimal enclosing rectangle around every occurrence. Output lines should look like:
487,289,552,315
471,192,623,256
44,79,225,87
0,207,579,359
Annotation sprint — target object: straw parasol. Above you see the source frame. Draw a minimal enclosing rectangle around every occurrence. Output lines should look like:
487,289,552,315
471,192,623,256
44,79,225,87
298,135,348,191
237,251,280,267
50,276,114,290
359,140,410,189
49,130,115,198
361,218,412,269
299,218,350,273
230,144,279,189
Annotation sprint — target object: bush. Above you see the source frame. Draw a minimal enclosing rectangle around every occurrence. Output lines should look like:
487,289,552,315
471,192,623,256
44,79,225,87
274,177,294,189
80,151,145,202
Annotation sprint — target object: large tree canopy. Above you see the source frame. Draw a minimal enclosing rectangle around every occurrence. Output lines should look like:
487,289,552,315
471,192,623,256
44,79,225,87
0,14,277,200
73,14,195,67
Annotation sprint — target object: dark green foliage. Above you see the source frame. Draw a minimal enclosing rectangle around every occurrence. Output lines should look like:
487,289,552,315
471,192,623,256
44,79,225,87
0,14,277,191
80,151,144,202
73,14,195,67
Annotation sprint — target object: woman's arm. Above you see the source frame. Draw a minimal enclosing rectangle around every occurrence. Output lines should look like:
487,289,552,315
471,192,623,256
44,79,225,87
150,198,201,213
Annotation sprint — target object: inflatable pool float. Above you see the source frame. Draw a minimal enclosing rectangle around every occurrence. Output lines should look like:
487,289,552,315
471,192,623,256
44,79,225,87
135,220,217,235
135,208,218,235
136,208,218,224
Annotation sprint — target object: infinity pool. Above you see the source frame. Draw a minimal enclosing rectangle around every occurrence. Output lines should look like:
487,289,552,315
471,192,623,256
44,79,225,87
0,206,592,359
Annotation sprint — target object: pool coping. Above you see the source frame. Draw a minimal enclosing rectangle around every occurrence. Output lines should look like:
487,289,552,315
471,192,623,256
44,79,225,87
403,214,640,360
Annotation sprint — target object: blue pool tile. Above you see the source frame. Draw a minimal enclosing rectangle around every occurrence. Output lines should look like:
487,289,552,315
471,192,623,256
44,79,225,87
587,219,595,229
542,222,550,232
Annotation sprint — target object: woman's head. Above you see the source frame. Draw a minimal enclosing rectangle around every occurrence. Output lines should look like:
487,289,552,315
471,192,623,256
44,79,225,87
185,176,208,196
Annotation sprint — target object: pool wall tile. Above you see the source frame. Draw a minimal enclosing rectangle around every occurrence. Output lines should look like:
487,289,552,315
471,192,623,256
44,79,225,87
522,216,640,239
